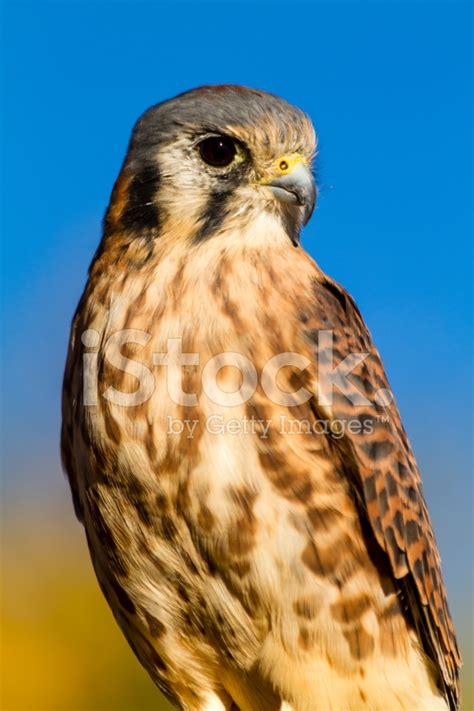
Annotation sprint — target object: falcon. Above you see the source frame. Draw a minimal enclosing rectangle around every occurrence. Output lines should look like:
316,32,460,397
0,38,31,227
61,85,461,710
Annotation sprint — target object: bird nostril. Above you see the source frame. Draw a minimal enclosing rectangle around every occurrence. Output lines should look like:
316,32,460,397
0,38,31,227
279,160,289,172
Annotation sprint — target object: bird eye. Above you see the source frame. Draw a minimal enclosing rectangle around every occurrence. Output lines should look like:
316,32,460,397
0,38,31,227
198,136,237,167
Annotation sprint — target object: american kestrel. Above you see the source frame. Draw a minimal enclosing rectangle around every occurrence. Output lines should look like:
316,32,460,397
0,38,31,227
61,85,460,710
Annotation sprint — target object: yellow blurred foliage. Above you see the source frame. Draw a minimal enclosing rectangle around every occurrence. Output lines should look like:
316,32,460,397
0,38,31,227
1,506,174,711
1,503,472,710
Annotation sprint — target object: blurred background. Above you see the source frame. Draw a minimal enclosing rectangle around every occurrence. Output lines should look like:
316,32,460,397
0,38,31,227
1,1,472,709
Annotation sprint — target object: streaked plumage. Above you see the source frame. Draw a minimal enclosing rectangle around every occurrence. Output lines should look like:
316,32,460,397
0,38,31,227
61,85,460,710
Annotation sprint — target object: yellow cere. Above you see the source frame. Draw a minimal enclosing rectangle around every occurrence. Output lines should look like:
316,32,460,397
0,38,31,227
259,153,307,184
273,153,306,175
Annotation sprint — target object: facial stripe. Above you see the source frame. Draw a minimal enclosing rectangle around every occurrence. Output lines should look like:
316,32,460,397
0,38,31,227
193,188,234,243
279,205,302,247
120,164,161,232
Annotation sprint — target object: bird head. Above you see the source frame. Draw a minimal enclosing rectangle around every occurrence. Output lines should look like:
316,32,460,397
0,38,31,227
104,85,317,248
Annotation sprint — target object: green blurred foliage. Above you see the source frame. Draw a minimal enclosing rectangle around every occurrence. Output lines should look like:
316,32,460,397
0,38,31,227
1,504,472,710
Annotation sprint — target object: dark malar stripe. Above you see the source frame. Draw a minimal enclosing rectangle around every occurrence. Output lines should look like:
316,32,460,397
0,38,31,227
280,207,302,247
193,189,233,243
120,164,161,232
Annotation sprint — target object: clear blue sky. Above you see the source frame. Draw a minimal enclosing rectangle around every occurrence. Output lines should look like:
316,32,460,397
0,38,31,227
2,0,472,660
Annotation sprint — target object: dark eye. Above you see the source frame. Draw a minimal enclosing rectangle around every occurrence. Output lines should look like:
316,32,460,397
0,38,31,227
198,136,237,167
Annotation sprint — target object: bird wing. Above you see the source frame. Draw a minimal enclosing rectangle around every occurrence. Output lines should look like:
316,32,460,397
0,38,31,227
61,308,86,523
300,274,460,708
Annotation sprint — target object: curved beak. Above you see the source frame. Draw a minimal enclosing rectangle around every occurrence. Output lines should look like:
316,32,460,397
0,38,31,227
267,161,316,225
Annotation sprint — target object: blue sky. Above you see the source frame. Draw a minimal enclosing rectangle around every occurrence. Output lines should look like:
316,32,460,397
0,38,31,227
2,0,472,659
